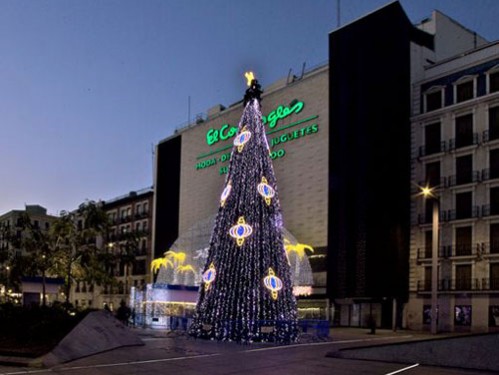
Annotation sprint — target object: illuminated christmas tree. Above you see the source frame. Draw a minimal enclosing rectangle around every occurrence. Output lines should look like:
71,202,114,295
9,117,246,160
189,74,298,343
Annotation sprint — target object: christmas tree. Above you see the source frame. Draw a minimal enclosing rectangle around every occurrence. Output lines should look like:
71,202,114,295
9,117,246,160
189,74,298,343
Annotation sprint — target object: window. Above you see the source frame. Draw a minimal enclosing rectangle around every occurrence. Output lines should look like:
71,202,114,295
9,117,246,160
488,67,499,93
424,230,432,258
489,107,499,141
425,122,442,155
455,264,472,290
425,89,442,112
133,260,146,275
424,266,432,291
490,149,499,180
135,222,141,232
491,263,499,290
143,202,149,213
455,192,472,219
491,187,499,216
424,199,434,223
455,155,472,185
425,161,440,187
455,305,472,326
455,77,474,103
489,306,499,327
455,114,474,148
455,226,472,256
490,224,499,254
143,221,148,232
136,204,141,215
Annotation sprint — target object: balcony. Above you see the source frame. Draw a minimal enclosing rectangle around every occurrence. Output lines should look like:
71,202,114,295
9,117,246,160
447,171,481,186
481,168,499,181
481,205,499,218
480,242,499,255
481,278,499,290
417,246,452,259
417,210,449,224
483,130,499,143
120,215,133,224
418,141,447,157
418,177,447,189
418,279,481,292
448,133,479,151
447,207,480,221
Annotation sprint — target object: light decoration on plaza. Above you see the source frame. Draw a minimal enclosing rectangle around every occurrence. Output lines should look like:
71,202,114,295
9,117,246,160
189,72,298,343
263,268,283,300
229,216,253,246
257,176,275,205
233,126,252,153
220,181,232,207
202,262,216,291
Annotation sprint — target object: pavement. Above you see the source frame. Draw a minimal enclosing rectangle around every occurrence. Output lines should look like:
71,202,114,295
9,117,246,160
0,327,497,374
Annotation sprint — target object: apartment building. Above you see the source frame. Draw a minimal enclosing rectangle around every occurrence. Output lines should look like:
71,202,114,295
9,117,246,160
71,188,153,310
409,41,499,332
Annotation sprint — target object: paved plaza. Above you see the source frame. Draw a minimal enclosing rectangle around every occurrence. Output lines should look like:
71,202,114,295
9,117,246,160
0,328,497,375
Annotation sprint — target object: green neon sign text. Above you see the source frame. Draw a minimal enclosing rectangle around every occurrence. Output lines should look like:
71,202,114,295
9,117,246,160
195,123,320,173
205,100,305,146
262,100,304,128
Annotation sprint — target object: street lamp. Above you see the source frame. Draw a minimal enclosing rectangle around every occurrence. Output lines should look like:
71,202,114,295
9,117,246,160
421,186,439,335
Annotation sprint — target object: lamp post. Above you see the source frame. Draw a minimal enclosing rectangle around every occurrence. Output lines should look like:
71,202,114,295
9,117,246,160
422,186,439,334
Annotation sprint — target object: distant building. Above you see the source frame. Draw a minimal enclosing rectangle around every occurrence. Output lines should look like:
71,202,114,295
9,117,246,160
0,205,58,302
70,188,154,310
409,40,499,332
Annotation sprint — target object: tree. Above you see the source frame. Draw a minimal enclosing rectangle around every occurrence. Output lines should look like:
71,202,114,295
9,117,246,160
189,77,298,343
51,201,109,305
7,213,55,306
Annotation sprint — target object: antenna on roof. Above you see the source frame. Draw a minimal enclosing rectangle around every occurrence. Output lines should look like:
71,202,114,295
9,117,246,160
337,0,341,28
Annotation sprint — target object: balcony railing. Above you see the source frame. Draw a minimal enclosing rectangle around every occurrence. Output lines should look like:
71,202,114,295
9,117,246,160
448,133,479,150
446,206,480,221
419,141,447,157
417,177,447,189
483,130,499,143
417,278,481,292
481,205,499,217
418,210,449,224
481,168,499,181
479,242,499,255
481,278,499,290
447,171,481,186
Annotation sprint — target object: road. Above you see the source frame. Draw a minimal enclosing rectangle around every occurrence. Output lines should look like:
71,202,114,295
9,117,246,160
0,329,495,375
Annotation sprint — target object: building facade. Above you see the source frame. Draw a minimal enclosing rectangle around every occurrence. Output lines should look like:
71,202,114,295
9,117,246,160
409,42,499,332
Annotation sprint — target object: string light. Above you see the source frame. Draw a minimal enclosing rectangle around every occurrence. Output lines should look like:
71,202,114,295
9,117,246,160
257,176,275,205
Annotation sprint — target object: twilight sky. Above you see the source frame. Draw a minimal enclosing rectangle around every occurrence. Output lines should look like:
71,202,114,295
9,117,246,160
1,0,498,215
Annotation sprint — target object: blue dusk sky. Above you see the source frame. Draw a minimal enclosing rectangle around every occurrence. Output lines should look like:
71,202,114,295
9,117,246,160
1,0,498,215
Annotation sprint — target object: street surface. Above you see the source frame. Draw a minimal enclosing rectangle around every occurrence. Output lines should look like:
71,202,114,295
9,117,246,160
0,328,495,375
